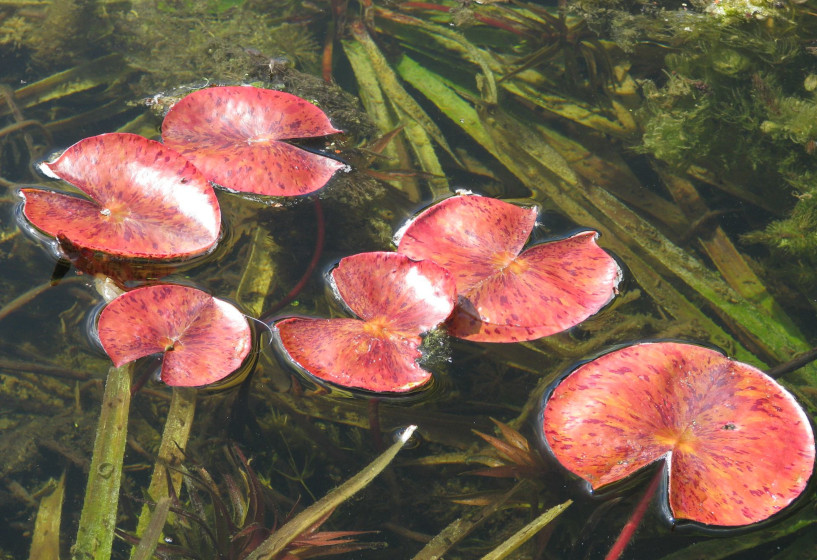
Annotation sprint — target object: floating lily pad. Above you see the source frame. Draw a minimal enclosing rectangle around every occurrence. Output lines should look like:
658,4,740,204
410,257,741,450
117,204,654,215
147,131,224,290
97,284,252,387
542,341,815,526
21,133,221,259
275,251,456,393
162,86,346,196
397,194,621,342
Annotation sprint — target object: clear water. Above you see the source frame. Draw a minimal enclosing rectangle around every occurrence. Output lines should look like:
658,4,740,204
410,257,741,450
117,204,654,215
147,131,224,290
1,1,816,559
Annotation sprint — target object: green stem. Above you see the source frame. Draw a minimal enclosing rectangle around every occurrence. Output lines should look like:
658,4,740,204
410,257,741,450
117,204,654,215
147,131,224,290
130,387,196,556
72,363,133,560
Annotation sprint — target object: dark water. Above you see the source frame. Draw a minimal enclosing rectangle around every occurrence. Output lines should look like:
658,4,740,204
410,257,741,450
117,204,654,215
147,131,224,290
1,1,816,559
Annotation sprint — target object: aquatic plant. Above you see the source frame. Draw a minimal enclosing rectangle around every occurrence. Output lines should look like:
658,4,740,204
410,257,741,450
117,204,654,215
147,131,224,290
162,86,346,197
471,419,548,480
397,194,621,342
542,341,816,557
118,445,379,560
20,132,221,259
5,2,817,557
97,284,252,387
275,251,456,393
13,85,350,560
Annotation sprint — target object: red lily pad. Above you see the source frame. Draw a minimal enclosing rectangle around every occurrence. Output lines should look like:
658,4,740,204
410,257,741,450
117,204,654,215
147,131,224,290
162,86,346,197
97,284,252,387
275,251,456,393
21,133,220,259
542,341,815,526
397,194,621,343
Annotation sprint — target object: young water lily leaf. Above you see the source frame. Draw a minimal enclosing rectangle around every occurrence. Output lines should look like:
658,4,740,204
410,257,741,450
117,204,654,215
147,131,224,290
542,341,816,526
21,133,221,259
162,86,346,197
275,251,456,393
98,284,252,387
397,194,621,342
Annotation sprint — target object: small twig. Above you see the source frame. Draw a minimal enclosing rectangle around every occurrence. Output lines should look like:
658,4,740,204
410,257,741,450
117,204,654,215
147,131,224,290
39,439,91,471
0,358,94,381
0,276,87,323
381,521,433,543
766,347,817,379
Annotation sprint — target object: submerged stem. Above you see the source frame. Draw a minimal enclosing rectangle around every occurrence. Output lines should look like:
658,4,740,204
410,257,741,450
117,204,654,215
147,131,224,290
604,466,664,560
72,363,133,560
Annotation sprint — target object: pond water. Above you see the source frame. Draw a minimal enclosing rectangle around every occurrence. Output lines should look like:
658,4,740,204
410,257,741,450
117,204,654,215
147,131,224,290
1,1,817,559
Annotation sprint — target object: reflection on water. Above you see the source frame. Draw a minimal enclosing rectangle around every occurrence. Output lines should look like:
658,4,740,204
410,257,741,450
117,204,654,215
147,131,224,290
1,1,816,558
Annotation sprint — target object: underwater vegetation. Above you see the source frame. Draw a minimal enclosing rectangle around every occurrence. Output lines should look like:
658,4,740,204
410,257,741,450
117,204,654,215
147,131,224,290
1,0,817,559
575,0,817,298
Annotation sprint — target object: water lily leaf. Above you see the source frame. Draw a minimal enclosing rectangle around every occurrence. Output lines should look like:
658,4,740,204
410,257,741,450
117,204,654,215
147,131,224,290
276,318,429,393
97,284,252,387
542,341,816,526
162,86,346,196
332,250,457,332
397,194,621,342
21,133,221,259
275,251,456,393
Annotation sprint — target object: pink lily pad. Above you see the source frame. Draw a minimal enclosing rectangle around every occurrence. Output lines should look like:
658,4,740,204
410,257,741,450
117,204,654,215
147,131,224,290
162,86,346,197
275,251,456,393
397,194,621,343
21,133,220,259
542,341,815,526
97,284,252,387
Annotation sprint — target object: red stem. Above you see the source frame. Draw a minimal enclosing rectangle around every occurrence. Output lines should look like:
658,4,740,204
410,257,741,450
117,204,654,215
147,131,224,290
604,466,663,560
261,198,325,323
322,23,335,83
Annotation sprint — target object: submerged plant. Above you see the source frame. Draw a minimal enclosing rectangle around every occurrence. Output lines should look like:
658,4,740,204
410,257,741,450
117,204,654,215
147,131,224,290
119,446,378,560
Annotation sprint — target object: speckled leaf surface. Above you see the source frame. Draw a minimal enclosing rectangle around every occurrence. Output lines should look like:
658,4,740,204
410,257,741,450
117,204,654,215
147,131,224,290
276,318,430,393
543,341,815,526
398,195,537,291
162,86,345,196
331,251,456,332
22,133,221,259
398,195,620,342
98,285,251,387
275,252,456,393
